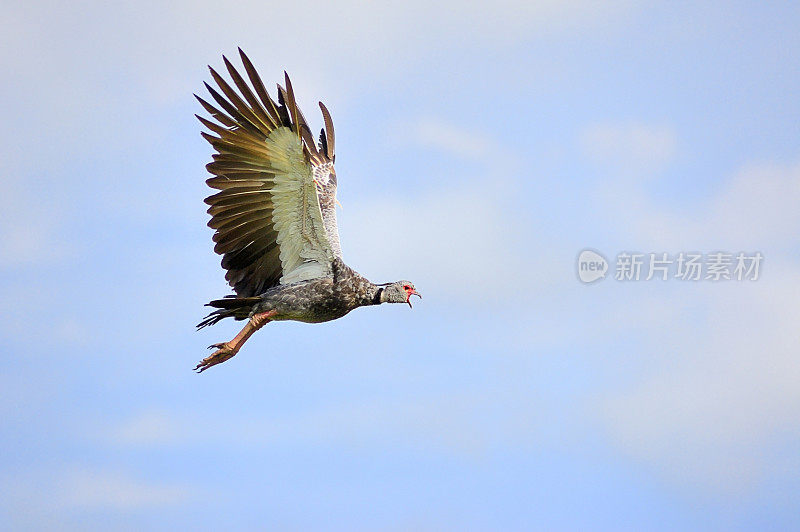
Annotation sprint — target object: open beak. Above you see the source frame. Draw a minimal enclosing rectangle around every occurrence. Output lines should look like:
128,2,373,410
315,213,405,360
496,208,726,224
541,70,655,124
406,290,422,308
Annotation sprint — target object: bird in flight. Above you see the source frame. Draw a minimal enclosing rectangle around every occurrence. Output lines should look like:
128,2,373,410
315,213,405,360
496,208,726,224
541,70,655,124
193,49,421,372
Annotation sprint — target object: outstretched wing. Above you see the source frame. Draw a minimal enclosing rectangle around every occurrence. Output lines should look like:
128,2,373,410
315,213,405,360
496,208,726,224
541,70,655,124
197,49,340,296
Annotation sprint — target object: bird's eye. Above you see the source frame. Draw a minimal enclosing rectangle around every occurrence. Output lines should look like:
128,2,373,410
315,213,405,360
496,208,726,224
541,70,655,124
403,285,410,290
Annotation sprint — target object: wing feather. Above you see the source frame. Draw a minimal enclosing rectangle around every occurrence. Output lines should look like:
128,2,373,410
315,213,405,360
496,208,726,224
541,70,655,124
223,55,277,130
318,102,335,160
198,50,341,296
238,47,283,126
194,95,236,128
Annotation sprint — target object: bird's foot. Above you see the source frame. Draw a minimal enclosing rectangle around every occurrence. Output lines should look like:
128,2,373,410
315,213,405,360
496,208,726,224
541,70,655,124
194,343,237,373
194,310,274,374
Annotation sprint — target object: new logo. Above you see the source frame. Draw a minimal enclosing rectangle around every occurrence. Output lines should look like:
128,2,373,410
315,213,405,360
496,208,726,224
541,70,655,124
577,249,608,283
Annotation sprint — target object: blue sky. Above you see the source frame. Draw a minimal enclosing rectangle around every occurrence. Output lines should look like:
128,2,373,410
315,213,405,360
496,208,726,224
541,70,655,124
2,1,800,529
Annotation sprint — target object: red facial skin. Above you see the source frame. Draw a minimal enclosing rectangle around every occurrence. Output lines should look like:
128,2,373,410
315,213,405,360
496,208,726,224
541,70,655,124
403,285,421,307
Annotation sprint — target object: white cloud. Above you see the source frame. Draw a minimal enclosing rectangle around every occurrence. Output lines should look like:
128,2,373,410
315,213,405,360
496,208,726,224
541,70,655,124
584,151,800,493
583,122,800,253
53,316,90,346
59,469,191,511
339,116,562,307
412,118,511,163
646,161,800,250
1,467,192,526
105,390,546,457
106,410,182,447
598,266,800,493
342,179,551,307
1,0,642,110
580,122,678,177
0,183,65,269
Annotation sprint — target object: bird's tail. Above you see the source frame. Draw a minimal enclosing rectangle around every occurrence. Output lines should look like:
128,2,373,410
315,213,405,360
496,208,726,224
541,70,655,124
196,296,262,329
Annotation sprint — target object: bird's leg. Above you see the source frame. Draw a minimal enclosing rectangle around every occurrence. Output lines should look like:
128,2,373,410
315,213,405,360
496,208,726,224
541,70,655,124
194,310,276,373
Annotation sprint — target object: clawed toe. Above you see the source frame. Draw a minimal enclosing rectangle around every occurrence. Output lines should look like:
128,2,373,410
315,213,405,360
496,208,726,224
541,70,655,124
194,344,236,373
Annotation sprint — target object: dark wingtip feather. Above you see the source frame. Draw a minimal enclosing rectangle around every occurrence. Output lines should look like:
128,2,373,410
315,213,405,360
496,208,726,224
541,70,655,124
222,54,276,130
276,83,286,105
283,73,300,137
318,101,335,159
194,94,235,128
318,128,328,156
238,49,282,125
275,84,291,127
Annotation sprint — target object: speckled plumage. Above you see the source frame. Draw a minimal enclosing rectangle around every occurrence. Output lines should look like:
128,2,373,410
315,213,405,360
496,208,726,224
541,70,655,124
193,50,419,372
254,259,380,323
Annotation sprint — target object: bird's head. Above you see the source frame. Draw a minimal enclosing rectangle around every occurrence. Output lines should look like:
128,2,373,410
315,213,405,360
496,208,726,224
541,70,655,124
381,281,421,308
